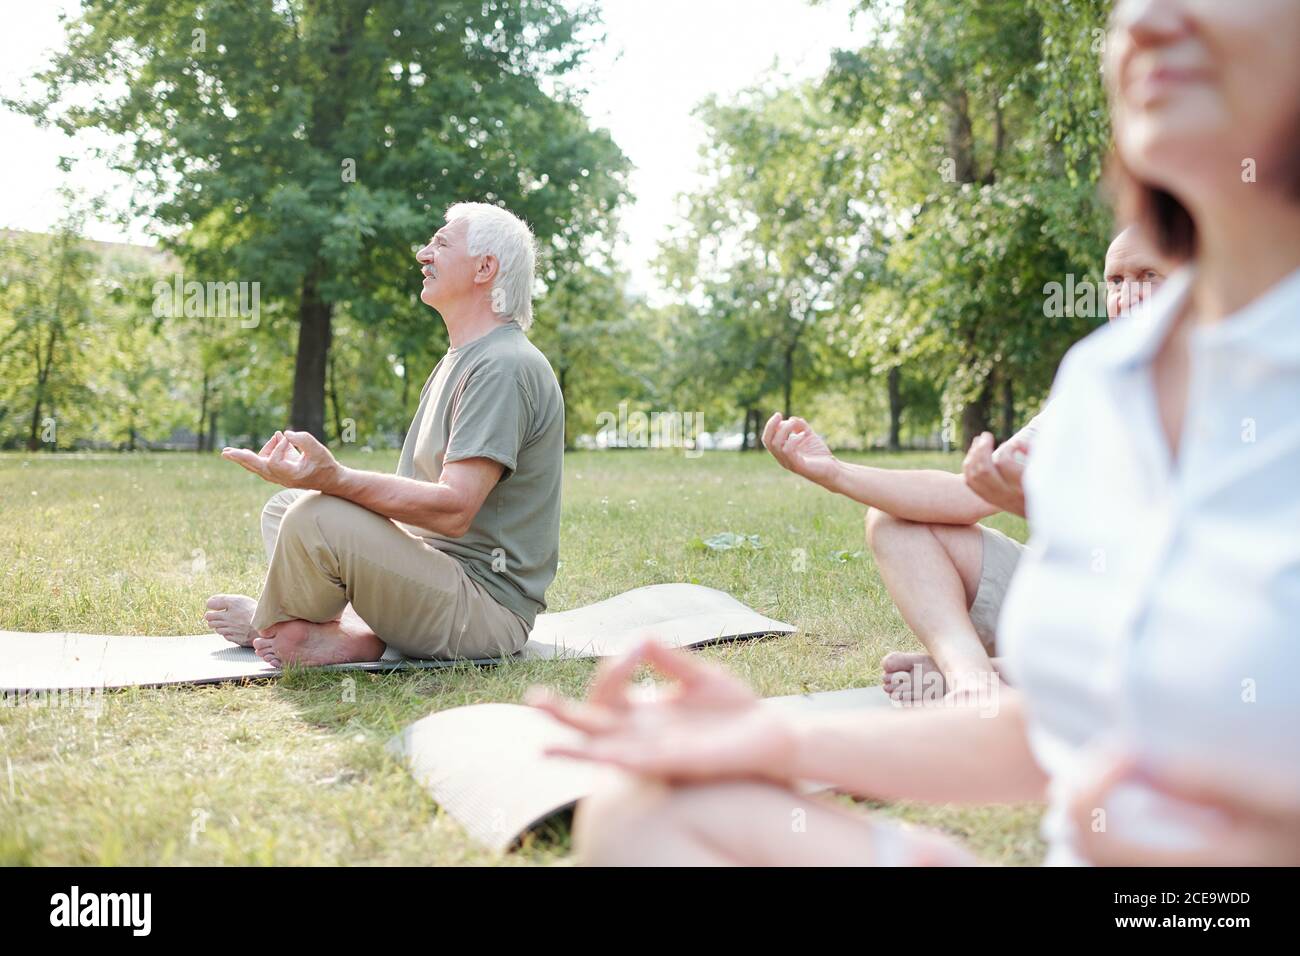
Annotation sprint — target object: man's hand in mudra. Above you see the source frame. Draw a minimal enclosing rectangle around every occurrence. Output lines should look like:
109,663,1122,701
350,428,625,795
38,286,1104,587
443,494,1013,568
222,430,343,493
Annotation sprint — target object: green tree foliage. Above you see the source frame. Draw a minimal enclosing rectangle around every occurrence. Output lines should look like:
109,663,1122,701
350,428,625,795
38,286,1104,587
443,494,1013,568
656,0,1113,450
0,203,98,450
531,251,658,448
2,1,1119,455
0,215,192,451
15,0,630,438
659,83,875,446
821,0,1112,447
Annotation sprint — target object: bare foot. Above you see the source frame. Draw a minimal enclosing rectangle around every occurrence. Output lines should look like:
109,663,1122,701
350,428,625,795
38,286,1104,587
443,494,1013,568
881,651,944,701
882,652,1005,706
205,594,258,646
252,607,385,668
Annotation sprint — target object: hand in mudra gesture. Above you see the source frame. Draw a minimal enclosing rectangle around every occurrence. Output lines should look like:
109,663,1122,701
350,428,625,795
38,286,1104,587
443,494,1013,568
527,640,796,785
962,431,1029,518
222,430,343,492
761,413,837,485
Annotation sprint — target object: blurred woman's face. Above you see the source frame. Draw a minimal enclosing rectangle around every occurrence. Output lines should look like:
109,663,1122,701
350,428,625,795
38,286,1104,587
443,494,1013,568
1108,0,1300,203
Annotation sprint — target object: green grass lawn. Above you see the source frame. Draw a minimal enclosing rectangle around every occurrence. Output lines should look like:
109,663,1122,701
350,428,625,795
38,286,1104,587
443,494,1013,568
0,448,1045,866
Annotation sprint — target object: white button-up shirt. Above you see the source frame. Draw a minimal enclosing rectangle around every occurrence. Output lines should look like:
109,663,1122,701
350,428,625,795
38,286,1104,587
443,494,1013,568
999,265,1300,864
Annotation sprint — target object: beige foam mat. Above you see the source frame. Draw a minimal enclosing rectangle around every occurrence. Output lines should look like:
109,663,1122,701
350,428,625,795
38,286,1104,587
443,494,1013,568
0,584,795,691
390,685,894,852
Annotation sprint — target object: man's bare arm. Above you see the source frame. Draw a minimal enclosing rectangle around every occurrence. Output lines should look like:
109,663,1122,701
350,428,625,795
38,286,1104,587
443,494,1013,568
762,413,999,525
821,460,1000,525
325,458,503,538
222,430,502,538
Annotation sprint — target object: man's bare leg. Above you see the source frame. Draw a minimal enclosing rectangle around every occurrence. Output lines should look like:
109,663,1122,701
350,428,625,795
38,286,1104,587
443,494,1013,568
865,508,996,701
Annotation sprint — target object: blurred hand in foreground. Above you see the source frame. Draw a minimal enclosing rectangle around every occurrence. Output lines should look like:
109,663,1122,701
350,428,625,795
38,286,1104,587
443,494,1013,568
527,640,797,785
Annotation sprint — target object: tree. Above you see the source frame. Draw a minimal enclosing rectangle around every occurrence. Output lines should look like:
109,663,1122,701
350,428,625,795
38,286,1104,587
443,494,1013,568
91,243,189,449
16,0,629,439
0,199,97,450
826,0,1112,447
530,252,659,448
659,83,870,443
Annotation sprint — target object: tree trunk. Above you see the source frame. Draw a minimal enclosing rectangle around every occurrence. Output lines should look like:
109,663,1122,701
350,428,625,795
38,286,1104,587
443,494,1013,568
887,365,903,451
28,237,67,452
399,351,411,445
1001,376,1015,442
947,89,978,184
327,346,344,443
782,347,794,418
741,407,758,451
26,394,43,452
197,368,210,452
557,366,574,450
27,325,58,452
289,4,359,443
291,267,332,440
207,407,219,452
960,377,994,450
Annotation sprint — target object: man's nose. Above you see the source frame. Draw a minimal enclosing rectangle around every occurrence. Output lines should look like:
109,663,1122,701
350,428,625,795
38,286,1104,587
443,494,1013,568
416,245,433,264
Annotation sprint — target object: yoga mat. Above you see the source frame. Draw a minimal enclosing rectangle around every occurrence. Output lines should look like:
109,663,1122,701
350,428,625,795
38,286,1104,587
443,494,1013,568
390,685,893,852
0,584,794,691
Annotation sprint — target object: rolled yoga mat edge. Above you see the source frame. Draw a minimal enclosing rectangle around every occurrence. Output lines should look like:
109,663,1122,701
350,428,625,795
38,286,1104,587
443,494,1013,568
391,685,895,853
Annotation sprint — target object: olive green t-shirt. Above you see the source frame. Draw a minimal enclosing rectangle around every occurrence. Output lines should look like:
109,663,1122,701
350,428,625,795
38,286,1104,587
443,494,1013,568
396,321,564,627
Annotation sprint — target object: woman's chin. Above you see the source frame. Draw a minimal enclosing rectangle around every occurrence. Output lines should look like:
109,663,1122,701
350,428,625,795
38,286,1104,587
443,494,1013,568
1119,112,1231,188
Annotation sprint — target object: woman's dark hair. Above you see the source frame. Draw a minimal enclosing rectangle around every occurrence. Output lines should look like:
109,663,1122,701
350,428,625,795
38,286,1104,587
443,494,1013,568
1106,119,1300,263
1106,153,1198,262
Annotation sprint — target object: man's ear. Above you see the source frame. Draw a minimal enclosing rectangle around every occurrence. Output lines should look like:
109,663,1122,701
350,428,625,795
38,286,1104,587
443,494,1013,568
474,254,500,286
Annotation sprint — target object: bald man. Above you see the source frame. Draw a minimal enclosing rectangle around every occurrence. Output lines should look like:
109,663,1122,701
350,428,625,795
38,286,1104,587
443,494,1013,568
761,225,1176,702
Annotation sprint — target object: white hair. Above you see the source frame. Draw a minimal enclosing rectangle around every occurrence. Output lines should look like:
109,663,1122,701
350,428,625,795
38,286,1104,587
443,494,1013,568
444,201,537,331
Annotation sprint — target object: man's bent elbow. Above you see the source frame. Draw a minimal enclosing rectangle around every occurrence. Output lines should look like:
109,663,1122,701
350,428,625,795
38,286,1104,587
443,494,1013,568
414,500,475,538
439,511,474,538
443,497,479,538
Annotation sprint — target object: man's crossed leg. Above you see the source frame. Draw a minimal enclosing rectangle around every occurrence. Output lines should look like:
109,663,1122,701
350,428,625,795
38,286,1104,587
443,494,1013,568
205,488,529,667
866,509,1021,702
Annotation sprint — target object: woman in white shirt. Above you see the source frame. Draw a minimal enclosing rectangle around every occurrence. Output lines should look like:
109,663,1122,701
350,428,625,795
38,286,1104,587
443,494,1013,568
527,0,1300,866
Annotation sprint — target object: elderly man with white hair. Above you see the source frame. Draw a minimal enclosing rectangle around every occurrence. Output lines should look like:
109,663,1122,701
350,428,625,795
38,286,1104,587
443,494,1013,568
203,202,564,666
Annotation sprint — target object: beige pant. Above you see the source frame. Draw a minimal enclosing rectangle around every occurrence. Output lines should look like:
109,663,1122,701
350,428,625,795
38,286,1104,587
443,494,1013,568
250,488,531,660
968,525,1028,652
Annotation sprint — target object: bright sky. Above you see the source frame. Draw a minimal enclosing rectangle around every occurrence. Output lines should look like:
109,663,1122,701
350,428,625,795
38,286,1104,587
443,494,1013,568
0,0,872,296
